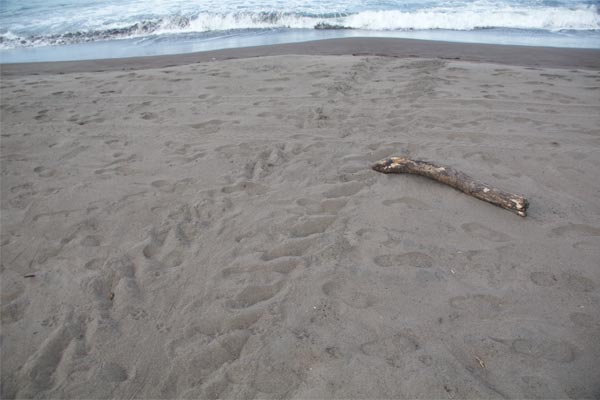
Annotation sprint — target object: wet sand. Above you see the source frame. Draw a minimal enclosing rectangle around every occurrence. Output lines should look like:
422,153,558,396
1,39,600,398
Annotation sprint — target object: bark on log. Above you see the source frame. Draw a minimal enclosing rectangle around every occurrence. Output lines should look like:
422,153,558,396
372,157,529,217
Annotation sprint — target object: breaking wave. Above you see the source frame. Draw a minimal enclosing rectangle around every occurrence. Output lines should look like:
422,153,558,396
1,4,599,49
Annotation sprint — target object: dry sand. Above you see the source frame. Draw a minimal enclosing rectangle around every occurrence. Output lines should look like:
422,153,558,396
1,39,600,398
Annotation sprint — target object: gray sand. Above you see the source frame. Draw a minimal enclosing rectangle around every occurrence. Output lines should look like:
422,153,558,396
1,40,600,398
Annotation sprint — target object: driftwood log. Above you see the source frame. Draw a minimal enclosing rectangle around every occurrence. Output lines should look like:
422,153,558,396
372,157,529,217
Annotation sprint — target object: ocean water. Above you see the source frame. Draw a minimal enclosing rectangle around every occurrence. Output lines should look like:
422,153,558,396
1,0,599,63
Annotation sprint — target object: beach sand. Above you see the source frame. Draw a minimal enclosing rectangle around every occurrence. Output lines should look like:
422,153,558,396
1,39,600,398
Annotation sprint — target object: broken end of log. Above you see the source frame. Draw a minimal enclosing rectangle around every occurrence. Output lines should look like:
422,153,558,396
512,198,529,217
372,157,412,174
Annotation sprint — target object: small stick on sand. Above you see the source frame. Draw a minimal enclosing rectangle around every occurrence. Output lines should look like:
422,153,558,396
372,157,529,217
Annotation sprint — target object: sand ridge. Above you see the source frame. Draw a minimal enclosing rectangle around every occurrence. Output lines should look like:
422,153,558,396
1,54,600,398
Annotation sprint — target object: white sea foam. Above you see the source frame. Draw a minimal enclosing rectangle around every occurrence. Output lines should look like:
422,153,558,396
341,6,600,31
1,1,598,50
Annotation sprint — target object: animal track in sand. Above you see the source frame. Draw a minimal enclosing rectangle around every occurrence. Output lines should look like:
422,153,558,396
530,271,596,292
374,252,434,268
462,222,511,242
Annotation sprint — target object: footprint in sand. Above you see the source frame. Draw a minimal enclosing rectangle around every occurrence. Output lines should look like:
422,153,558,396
529,271,596,292
251,359,301,396
360,332,421,367
80,235,102,247
1,297,29,325
142,228,170,260
33,166,56,178
97,362,128,383
190,119,224,133
161,330,251,398
449,294,503,319
569,312,598,328
382,197,431,210
151,178,193,194
162,250,184,268
519,376,563,399
374,252,434,268
151,180,175,193
462,222,511,242
491,336,577,363
221,181,267,196
296,198,348,215
262,237,316,261
322,279,377,309
185,302,263,338
84,258,104,270
226,281,284,309
222,257,305,278
572,241,600,250
140,112,157,120
322,181,366,199
288,216,336,238
551,223,600,237
15,312,87,397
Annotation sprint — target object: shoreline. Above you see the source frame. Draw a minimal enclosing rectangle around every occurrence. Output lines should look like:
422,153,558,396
2,37,600,76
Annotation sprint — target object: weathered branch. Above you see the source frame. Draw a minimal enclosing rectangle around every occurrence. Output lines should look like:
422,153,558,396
372,157,529,217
